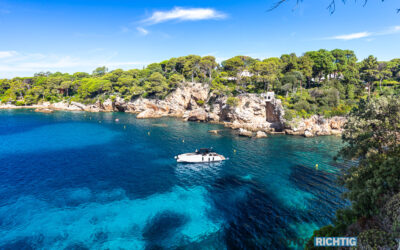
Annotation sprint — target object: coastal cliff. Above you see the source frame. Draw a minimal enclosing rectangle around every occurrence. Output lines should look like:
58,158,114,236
0,82,345,137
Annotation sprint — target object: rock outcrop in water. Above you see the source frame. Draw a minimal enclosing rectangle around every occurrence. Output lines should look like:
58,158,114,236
285,115,346,137
0,82,346,137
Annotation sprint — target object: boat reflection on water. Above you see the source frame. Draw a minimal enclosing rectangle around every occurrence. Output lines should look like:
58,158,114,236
175,161,224,184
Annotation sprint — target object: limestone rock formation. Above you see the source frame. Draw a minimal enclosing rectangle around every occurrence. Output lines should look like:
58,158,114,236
256,131,268,138
137,109,162,119
284,115,346,137
184,108,208,122
0,82,347,137
238,128,253,137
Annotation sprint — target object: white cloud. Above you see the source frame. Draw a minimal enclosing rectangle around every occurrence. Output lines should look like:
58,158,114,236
0,51,17,59
0,51,148,78
142,7,226,25
377,25,400,35
326,25,400,41
329,32,372,40
136,27,149,35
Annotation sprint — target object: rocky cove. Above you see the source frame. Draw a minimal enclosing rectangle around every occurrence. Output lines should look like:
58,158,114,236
0,82,346,137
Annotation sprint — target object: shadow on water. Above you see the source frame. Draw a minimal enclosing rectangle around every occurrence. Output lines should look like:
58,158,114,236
0,110,60,136
208,175,298,249
0,234,44,250
142,211,188,249
288,164,348,226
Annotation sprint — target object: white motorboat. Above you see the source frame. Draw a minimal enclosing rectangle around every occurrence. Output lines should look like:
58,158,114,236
175,148,226,163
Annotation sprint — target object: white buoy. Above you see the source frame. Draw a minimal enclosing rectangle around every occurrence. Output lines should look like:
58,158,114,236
115,118,119,122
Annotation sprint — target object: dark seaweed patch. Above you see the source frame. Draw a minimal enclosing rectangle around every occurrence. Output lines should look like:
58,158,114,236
209,175,297,249
142,211,188,248
64,242,90,250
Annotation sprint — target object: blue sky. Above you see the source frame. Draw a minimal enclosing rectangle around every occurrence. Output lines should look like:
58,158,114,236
0,0,399,78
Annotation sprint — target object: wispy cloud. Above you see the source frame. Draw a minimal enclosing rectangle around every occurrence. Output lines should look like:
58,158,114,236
330,32,372,40
136,27,149,36
0,51,17,58
326,25,400,40
0,51,148,78
142,7,227,25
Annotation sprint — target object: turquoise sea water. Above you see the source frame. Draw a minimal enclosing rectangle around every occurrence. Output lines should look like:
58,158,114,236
0,110,349,249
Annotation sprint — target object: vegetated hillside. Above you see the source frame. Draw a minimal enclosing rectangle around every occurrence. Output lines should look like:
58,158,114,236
1,49,399,120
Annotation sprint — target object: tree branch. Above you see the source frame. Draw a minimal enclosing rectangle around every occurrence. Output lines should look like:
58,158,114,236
270,0,398,13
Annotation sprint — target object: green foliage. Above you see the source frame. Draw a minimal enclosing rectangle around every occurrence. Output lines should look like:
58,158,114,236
0,51,398,123
305,49,335,80
77,78,111,98
143,72,169,99
92,66,108,77
196,100,205,106
339,96,400,216
305,225,344,250
226,96,239,107
168,74,184,88
323,103,352,117
383,193,400,235
283,108,297,121
358,229,397,249
211,73,231,96
308,95,400,249
15,100,25,106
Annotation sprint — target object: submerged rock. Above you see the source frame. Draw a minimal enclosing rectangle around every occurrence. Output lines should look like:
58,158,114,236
152,123,168,127
137,110,162,119
35,108,53,113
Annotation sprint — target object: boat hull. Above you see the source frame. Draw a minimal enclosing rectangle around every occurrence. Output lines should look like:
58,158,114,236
175,153,225,163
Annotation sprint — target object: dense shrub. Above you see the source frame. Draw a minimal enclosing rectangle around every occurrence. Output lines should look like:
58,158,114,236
358,229,397,249
226,96,239,107
196,100,205,106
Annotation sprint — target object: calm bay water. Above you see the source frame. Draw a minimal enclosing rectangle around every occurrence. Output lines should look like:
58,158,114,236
0,110,348,249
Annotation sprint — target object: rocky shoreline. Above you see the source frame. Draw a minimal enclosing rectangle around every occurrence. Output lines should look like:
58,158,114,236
0,82,346,138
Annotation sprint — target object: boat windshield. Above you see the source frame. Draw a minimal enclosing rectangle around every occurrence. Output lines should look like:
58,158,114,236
196,148,213,154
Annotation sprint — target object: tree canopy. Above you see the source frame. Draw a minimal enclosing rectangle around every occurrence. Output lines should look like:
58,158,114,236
1,49,399,122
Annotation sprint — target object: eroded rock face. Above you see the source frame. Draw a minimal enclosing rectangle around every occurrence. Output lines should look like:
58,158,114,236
102,99,114,112
1,82,346,137
284,115,346,137
184,108,208,122
210,93,285,133
137,109,162,119
256,131,268,138
238,128,253,137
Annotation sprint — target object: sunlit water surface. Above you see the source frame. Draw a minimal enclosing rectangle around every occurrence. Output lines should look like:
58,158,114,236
0,110,349,249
